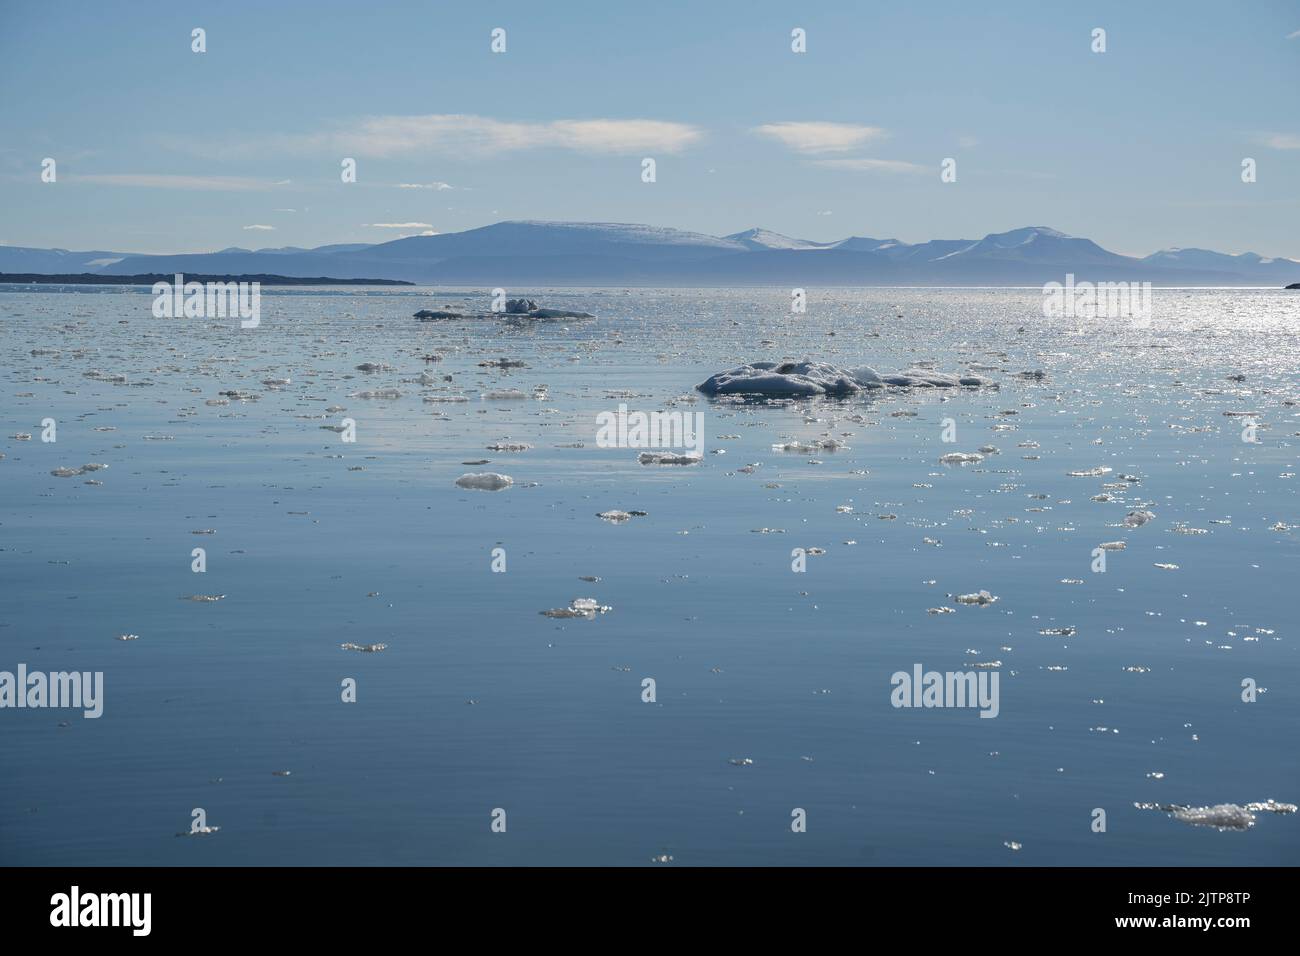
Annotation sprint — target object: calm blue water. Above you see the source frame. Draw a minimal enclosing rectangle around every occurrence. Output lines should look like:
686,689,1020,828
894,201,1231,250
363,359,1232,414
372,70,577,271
1,286,1297,865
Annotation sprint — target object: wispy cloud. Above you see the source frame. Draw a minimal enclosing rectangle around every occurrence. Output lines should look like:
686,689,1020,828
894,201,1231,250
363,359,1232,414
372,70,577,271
242,224,275,231
72,173,281,191
219,115,703,159
753,122,886,154
1260,133,1300,149
812,158,926,174
364,222,435,229
1287,29,1300,39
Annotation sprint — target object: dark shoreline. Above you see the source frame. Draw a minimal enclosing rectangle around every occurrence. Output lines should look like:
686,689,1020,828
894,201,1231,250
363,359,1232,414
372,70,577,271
0,273,414,286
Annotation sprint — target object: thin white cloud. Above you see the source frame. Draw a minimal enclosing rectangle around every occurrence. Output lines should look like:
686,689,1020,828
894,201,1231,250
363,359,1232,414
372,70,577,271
364,222,435,229
1287,29,1300,39
753,122,887,154
1262,133,1300,149
72,173,281,191
397,182,453,190
812,158,927,174
233,115,702,158
242,224,275,231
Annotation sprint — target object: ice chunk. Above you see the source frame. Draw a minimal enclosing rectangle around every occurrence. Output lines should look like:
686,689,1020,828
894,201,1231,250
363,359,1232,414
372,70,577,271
638,451,702,465
954,590,999,606
455,472,513,491
697,360,992,398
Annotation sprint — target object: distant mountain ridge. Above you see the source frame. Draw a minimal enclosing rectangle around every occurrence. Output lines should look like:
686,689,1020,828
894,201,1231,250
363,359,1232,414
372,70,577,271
3,222,1297,286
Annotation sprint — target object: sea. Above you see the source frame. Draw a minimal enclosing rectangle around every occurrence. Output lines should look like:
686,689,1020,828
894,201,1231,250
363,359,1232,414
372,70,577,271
1,285,1296,865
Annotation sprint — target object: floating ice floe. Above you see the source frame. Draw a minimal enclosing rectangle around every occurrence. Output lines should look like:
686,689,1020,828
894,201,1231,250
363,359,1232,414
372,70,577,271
50,463,108,478
541,597,612,619
1124,510,1156,527
939,452,984,465
954,590,999,606
455,472,513,491
638,451,702,465
183,594,226,602
341,642,388,652
773,438,846,453
696,360,992,398
597,510,647,522
1135,799,1296,831
414,303,594,321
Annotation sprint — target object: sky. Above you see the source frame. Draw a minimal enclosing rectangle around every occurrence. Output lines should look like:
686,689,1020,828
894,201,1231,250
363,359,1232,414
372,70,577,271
1,0,1298,258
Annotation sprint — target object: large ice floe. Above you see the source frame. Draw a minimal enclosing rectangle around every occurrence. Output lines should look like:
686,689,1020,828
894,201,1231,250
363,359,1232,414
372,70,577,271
1134,799,1296,831
696,360,993,398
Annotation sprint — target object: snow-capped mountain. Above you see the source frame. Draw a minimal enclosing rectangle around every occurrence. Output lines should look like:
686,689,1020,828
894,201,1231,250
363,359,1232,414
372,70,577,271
3,222,1297,286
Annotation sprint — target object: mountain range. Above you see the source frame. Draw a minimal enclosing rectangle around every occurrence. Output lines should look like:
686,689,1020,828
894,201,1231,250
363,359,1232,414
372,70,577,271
3,222,1298,286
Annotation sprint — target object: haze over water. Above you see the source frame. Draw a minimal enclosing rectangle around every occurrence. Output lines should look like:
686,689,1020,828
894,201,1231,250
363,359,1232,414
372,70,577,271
1,285,1296,865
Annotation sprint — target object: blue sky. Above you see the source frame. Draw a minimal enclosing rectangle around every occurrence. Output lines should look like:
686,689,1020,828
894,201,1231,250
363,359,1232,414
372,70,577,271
1,0,1297,257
